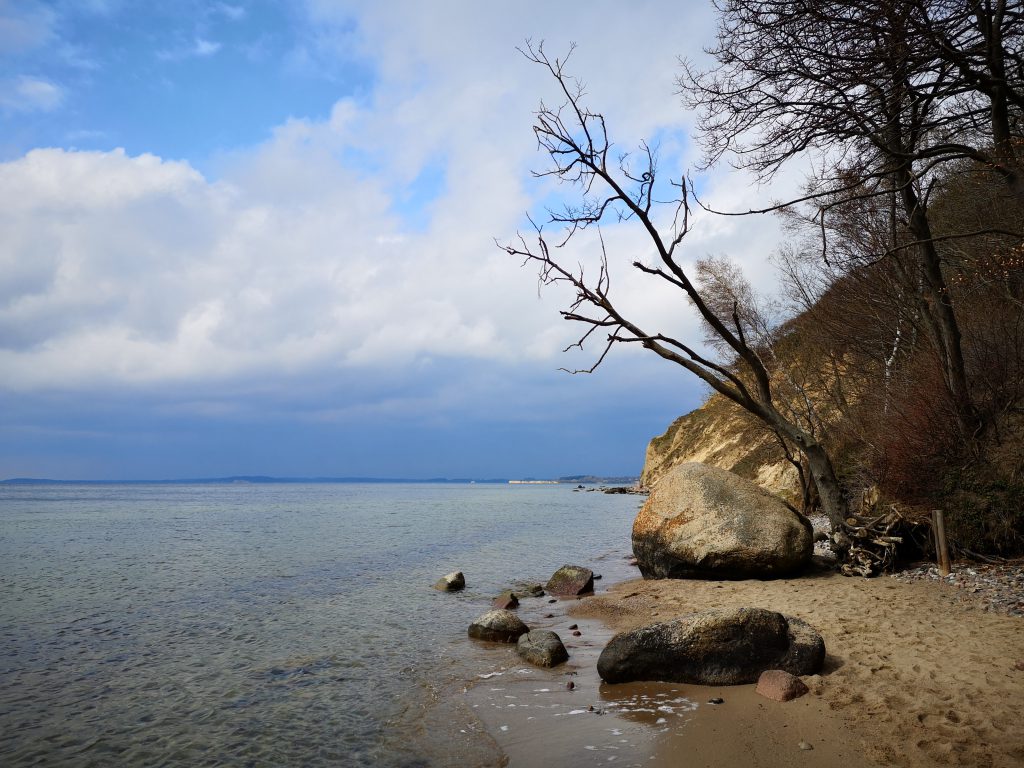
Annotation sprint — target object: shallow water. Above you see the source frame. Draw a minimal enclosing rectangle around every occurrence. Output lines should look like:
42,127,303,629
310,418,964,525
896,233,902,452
0,482,641,767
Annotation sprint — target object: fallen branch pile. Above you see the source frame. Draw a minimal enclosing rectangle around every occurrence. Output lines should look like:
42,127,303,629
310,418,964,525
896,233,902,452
832,495,933,577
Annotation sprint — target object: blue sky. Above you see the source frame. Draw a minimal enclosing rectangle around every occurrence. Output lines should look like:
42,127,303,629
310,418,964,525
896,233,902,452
0,1,797,480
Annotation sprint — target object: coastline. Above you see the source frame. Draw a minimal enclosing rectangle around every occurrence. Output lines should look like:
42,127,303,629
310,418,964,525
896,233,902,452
457,560,1024,767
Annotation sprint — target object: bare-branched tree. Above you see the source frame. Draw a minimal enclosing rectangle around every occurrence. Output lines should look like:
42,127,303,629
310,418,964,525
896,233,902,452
501,43,853,542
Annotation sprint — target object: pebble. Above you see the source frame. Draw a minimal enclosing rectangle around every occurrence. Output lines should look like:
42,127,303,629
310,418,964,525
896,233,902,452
707,698,724,705
798,741,813,751
548,599,557,604
568,624,578,630
571,630,582,636
566,681,575,690
890,560,1024,617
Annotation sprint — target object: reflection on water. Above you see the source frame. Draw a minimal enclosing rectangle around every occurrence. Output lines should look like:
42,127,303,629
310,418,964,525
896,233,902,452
0,483,639,766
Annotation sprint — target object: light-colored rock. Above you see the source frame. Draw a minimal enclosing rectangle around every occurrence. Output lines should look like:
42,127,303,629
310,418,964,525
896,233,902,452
596,607,825,685
632,462,812,579
756,669,810,702
516,630,569,667
545,564,594,596
433,571,465,591
467,610,529,643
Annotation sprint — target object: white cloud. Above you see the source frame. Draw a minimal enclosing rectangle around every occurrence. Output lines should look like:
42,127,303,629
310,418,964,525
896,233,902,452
193,37,221,57
216,3,246,21
0,1,56,54
0,0,803,396
0,74,63,112
156,37,222,61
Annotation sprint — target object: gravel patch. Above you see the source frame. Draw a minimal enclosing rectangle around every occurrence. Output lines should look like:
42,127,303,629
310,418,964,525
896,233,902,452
890,560,1024,617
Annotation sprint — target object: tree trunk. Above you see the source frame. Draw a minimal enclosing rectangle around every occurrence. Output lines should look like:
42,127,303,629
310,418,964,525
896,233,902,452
895,166,980,439
802,442,848,534
763,409,848,532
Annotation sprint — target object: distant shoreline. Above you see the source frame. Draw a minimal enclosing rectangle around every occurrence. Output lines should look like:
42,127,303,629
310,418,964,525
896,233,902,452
1,475,639,486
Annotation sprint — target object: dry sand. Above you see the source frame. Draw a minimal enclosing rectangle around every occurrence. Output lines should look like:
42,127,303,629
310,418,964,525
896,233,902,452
566,568,1024,768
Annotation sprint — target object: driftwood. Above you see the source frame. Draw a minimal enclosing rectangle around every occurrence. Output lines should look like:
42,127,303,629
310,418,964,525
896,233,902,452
832,491,932,577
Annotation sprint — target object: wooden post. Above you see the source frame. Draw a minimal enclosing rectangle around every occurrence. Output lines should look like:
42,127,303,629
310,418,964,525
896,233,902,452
932,509,951,577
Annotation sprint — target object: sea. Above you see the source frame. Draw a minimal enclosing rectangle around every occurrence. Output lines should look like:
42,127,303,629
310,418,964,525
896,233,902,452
0,482,643,767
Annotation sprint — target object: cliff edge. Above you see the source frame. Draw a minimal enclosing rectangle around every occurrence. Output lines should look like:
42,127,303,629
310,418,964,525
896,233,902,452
640,392,800,502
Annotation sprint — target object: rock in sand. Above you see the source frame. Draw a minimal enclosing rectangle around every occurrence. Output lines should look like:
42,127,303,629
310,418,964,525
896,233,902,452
596,607,824,685
632,462,812,579
756,669,810,702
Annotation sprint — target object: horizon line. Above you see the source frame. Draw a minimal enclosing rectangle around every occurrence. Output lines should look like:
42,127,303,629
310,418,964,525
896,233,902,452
1,473,640,486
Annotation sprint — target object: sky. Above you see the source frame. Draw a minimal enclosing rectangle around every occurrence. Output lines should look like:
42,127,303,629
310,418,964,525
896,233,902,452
0,0,802,481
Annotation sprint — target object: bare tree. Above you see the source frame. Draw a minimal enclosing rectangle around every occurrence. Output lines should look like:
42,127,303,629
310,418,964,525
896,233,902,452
909,0,1024,195
502,43,853,539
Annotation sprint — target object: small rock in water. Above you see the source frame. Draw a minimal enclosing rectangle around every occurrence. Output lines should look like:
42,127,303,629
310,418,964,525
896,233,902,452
517,583,546,598
568,624,579,630
516,630,569,668
545,564,595,596
468,609,529,643
566,681,575,690
593,574,602,580
492,591,519,610
543,613,554,619
798,741,814,751
708,698,724,705
433,571,465,591
572,630,582,637
548,598,557,604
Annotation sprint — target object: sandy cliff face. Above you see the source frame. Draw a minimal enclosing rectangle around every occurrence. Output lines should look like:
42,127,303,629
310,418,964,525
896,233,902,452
640,393,801,501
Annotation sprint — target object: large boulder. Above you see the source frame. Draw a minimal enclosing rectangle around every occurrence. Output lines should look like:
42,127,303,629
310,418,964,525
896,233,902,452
517,630,569,667
633,462,812,579
596,607,825,685
545,565,594,596
468,610,529,643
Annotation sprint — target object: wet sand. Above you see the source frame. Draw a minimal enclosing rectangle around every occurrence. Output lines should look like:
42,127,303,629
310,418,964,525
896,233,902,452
461,566,1024,767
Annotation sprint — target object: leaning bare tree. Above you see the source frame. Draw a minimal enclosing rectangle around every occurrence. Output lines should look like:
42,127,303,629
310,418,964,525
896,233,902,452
502,43,854,548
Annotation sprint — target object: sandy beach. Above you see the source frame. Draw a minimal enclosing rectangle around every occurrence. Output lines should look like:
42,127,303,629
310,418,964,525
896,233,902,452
462,563,1024,768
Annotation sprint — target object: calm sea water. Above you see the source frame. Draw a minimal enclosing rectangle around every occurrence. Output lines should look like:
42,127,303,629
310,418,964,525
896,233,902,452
0,482,640,767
